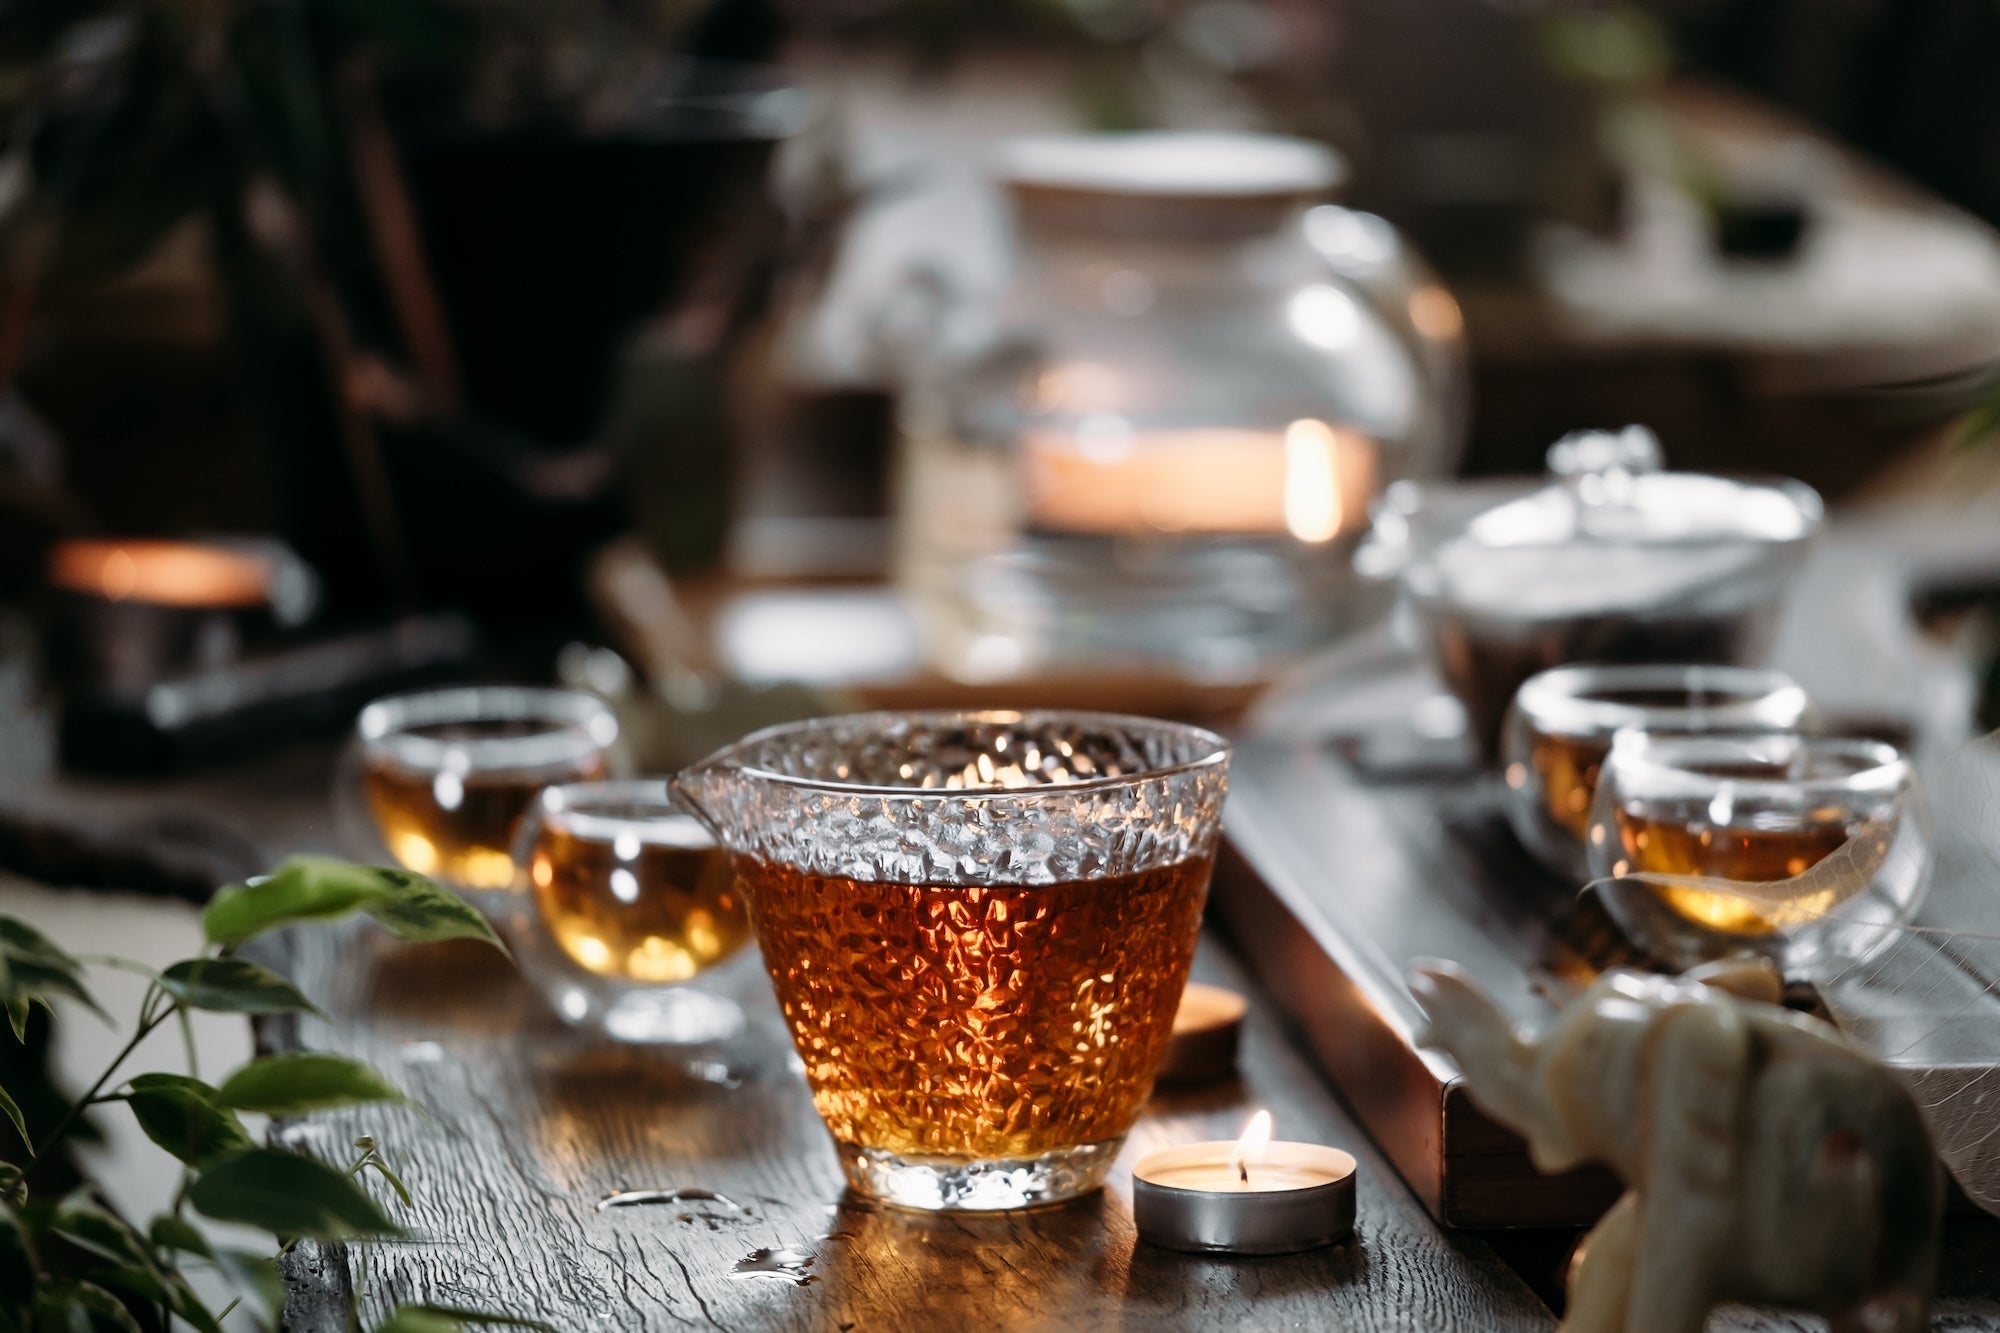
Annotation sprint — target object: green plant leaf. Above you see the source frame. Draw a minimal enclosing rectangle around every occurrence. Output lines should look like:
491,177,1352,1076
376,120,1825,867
201,857,505,953
201,858,394,946
355,868,507,953
49,1201,154,1274
36,1281,143,1333
147,1214,209,1258
374,1306,557,1333
0,1082,27,1150
123,1075,253,1166
5,997,27,1042
188,1149,401,1238
215,1053,405,1116
0,919,79,974
0,1161,22,1203
85,1263,171,1309
0,919,103,1020
212,1249,286,1324
158,958,323,1017
163,1278,224,1333
0,1206,35,1308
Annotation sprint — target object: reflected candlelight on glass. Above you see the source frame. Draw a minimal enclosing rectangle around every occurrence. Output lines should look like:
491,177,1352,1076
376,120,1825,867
1022,418,1376,539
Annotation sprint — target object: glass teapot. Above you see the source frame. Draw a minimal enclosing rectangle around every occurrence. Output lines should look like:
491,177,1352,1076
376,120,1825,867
884,131,1468,682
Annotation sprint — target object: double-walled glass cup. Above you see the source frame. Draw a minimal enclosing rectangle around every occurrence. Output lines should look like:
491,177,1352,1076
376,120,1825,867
1501,664,1810,881
340,688,619,906
674,709,1231,1212
1586,729,1931,972
510,781,753,1045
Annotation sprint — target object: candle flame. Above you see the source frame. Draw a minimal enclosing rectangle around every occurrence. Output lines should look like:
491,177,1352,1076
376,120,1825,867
1230,1110,1274,1185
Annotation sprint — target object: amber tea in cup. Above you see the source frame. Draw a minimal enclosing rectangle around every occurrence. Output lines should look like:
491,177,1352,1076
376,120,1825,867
1586,729,1930,971
1501,664,1809,881
349,688,618,892
674,710,1231,1211
511,781,751,1045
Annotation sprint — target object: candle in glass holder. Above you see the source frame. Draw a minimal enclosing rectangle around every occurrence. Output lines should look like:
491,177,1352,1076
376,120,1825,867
1022,419,1376,541
1132,1111,1356,1254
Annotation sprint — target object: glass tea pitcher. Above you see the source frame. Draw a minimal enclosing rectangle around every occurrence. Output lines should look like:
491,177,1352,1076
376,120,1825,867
887,132,1467,682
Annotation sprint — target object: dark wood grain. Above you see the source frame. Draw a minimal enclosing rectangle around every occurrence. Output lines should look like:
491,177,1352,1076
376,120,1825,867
265,922,1556,1331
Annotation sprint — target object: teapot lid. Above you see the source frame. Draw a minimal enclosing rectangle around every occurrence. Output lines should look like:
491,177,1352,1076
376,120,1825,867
1409,426,1823,621
997,132,1344,200
997,132,1344,238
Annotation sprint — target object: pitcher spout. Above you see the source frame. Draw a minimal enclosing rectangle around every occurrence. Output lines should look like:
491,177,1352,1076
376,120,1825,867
670,759,732,845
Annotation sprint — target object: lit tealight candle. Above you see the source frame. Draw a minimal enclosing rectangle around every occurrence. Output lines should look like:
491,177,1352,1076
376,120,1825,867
1132,1111,1356,1255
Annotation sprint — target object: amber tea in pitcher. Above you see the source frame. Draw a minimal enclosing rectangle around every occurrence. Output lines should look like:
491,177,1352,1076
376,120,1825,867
741,853,1210,1162
674,709,1232,1211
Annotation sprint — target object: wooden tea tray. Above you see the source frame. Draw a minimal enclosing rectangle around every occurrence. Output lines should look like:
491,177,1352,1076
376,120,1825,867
1214,734,1634,1230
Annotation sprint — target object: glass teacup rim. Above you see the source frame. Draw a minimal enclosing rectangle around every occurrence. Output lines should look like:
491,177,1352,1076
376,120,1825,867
530,778,715,850
358,686,618,776
1604,727,1911,803
681,708,1231,801
1514,664,1810,740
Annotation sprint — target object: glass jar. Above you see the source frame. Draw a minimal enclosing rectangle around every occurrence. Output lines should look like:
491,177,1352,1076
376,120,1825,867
890,132,1466,682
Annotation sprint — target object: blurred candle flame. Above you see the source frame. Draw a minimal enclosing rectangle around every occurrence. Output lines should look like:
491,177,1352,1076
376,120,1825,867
1283,419,1342,543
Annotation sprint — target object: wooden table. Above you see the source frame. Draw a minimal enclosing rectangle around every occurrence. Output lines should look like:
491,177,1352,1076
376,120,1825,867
12,502,2000,1328
7,743,1558,1328
268,920,1554,1331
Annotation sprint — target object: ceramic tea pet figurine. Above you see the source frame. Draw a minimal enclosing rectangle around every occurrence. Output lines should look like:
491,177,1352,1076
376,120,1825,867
1409,959,1940,1333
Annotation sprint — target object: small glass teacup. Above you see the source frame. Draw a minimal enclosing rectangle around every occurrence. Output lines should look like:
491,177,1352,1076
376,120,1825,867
340,687,619,903
673,709,1231,1212
1586,728,1931,972
510,780,753,1046
1501,664,1810,881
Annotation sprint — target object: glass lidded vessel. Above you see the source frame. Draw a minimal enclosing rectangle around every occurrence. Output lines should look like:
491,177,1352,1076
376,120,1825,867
889,131,1466,683
673,709,1231,1212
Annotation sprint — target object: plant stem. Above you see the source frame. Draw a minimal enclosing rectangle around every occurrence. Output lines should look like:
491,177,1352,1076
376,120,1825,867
27,1002,177,1177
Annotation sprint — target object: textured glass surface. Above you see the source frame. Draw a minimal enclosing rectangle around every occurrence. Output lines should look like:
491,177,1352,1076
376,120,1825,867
675,710,1230,887
675,709,1231,1210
